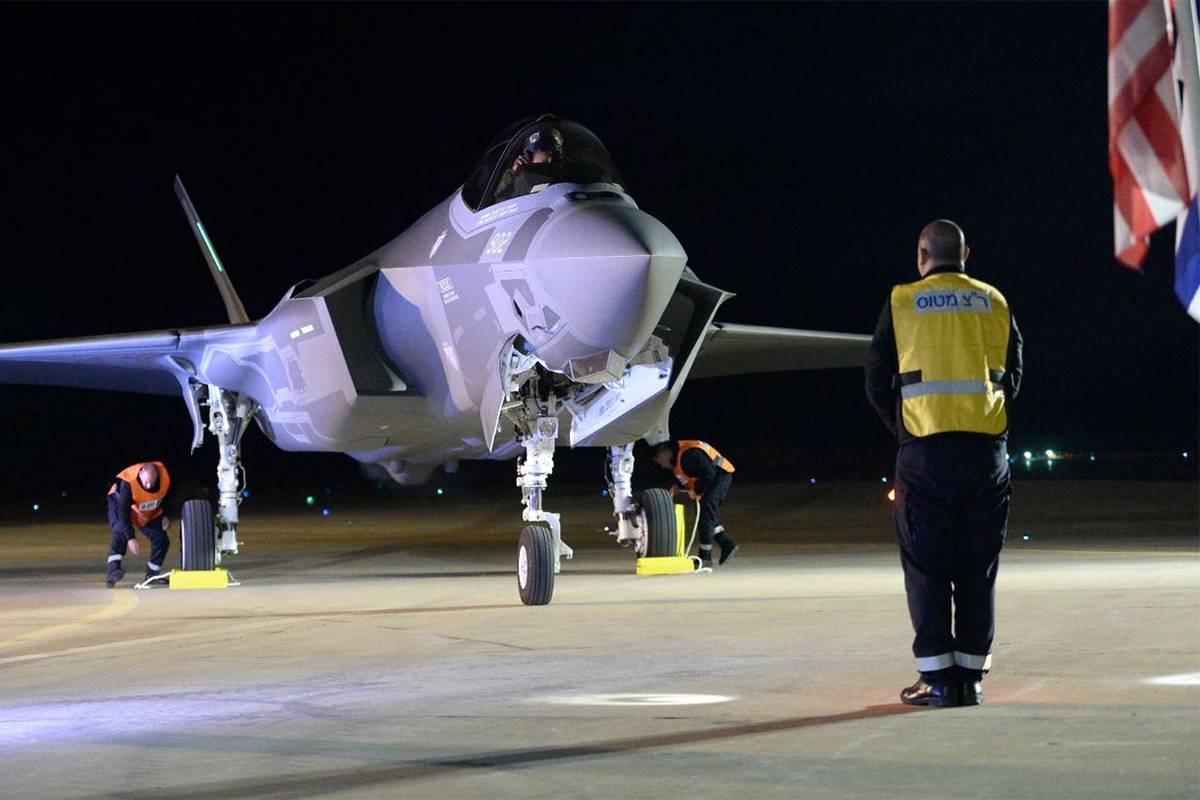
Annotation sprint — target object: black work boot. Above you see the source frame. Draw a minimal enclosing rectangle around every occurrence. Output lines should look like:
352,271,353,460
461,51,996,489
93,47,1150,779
697,545,713,571
105,567,125,588
959,681,985,705
714,532,738,565
900,677,960,707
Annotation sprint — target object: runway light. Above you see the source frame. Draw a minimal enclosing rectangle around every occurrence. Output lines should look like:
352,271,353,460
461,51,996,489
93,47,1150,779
1022,534,1030,541
887,488,895,502
59,490,67,498
321,507,332,517
603,525,611,532
1089,453,1096,462
1044,449,1055,459
1184,452,1190,459
809,478,816,485
32,504,40,512
436,488,444,496
880,476,888,484
1023,451,1032,460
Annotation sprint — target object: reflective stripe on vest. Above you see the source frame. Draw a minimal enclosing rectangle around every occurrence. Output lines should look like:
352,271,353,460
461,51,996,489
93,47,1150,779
674,440,735,496
890,273,1011,438
114,461,171,527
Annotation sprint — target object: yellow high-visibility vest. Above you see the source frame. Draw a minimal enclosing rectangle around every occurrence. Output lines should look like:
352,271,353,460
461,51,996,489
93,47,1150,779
890,271,1011,438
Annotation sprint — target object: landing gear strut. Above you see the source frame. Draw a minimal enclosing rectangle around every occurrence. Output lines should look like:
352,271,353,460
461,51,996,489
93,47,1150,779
205,385,255,564
605,443,646,555
514,409,572,606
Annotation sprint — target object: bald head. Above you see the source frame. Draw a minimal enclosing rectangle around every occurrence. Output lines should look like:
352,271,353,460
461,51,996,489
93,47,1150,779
137,463,160,491
917,219,968,275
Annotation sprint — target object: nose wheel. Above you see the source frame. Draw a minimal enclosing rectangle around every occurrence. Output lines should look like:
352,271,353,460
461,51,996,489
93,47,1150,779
518,523,555,605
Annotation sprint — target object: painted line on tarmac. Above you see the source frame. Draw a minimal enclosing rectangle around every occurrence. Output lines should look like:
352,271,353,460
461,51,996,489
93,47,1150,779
539,693,734,707
0,617,281,667
0,589,138,652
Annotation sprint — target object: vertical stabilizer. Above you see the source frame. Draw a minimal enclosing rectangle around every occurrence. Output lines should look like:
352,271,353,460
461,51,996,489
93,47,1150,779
174,176,250,324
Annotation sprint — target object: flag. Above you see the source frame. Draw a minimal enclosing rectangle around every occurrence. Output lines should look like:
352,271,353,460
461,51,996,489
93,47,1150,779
1108,0,1192,270
1171,0,1200,319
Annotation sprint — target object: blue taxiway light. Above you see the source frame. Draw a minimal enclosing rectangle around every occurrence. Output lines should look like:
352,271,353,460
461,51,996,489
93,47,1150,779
321,508,332,517
809,478,816,485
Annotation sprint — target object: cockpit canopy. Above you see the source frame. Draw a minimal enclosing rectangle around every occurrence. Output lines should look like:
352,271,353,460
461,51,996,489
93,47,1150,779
462,115,625,211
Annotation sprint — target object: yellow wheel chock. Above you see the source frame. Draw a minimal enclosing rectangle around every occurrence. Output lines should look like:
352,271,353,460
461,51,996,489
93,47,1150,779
636,504,701,575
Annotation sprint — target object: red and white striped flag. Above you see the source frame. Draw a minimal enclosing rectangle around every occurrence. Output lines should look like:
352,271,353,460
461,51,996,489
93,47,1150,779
1108,0,1192,268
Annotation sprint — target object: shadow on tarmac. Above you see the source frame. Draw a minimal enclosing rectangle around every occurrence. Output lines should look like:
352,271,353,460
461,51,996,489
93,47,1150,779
106,704,921,800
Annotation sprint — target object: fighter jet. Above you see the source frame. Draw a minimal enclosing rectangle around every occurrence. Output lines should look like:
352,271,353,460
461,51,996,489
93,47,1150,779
0,115,868,604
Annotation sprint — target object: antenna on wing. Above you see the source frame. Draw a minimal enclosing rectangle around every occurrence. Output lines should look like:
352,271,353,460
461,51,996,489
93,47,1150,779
174,175,250,324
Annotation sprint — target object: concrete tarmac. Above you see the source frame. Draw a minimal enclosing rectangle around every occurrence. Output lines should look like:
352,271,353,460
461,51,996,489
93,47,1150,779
0,480,1196,799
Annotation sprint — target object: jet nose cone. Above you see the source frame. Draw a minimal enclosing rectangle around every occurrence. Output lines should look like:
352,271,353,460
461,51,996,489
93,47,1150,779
528,204,686,361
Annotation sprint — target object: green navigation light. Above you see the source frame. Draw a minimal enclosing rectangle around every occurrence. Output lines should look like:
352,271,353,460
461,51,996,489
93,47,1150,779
196,222,225,273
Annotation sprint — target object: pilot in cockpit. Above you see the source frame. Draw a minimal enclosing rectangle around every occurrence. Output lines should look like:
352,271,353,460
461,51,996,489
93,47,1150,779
494,127,564,201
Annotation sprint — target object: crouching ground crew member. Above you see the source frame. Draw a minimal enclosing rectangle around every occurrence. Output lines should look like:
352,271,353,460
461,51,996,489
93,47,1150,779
105,461,171,588
653,440,738,570
865,220,1022,708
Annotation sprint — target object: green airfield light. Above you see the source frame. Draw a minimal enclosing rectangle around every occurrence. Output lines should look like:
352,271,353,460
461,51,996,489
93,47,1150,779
1023,451,1032,460
305,495,315,507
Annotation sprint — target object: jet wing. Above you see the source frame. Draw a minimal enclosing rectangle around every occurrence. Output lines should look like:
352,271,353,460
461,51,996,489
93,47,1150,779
688,322,870,379
0,329,220,395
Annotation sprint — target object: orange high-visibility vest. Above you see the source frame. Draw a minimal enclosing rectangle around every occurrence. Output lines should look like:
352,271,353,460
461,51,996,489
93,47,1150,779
108,462,170,527
674,440,735,496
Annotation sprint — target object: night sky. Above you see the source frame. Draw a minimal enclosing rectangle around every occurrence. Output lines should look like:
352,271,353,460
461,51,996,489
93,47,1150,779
0,3,1196,504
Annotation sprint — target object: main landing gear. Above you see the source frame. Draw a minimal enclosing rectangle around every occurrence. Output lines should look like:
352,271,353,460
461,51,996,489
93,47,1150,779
180,384,256,572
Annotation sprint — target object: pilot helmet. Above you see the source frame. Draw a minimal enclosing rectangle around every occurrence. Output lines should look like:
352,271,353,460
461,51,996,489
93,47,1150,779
522,127,564,160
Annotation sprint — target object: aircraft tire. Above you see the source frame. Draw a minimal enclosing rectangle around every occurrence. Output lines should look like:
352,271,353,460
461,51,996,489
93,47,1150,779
180,499,217,571
518,523,554,606
640,488,677,558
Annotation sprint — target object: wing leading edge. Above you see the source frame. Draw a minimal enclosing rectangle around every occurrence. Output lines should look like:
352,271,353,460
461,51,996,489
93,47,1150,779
688,322,870,379
0,330,193,395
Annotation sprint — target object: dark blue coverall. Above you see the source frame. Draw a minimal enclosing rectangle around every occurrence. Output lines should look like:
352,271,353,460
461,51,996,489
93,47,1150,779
670,448,733,561
865,269,1023,683
107,480,170,579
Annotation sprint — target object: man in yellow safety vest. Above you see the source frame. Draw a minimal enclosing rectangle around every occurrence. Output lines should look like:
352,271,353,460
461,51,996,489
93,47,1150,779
865,220,1023,708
